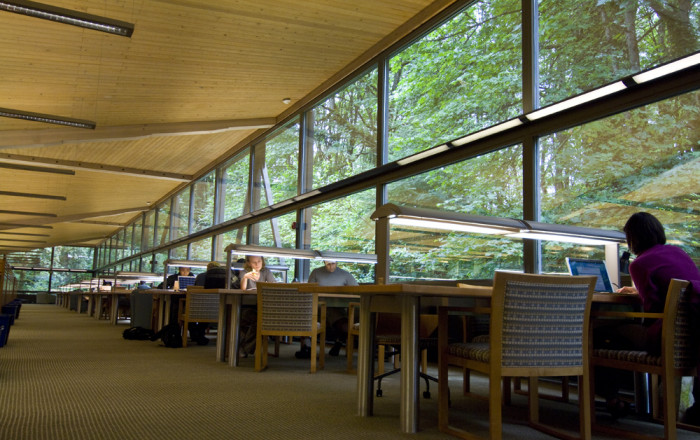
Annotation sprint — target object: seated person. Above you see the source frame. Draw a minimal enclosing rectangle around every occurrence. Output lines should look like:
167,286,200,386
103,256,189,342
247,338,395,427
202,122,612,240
594,212,700,419
298,260,358,358
157,266,193,325
239,255,276,290
194,261,232,288
239,255,277,355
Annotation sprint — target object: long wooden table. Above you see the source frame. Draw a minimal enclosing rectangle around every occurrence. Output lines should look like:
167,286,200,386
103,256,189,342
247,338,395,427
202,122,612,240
299,283,640,434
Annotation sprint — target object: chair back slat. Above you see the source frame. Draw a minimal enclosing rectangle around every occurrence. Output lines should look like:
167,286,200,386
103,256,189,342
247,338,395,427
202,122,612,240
259,285,314,332
499,277,593,368
187,293,219,321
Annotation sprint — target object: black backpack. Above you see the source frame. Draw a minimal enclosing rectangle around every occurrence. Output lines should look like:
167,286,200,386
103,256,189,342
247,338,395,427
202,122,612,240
152,323,183,348
122,326,156,341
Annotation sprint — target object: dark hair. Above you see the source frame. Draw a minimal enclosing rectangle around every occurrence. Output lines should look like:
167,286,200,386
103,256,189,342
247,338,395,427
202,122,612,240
623,212,666,255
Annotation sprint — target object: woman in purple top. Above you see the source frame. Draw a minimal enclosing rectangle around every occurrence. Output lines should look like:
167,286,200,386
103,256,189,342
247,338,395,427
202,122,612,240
596,212,700,419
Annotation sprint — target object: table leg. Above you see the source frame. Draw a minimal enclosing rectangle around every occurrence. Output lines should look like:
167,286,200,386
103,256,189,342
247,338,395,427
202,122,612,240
229,295,242,367
400,295,420,434
216,294,227,362
357,294,375,417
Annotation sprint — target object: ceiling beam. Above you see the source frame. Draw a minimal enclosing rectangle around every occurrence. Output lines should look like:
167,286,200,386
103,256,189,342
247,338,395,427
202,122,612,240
0,152,193,182
0,206,149,230
0,118,277,150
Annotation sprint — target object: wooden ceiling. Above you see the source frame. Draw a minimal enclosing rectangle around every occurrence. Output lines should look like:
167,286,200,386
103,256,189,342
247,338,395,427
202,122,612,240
0,0,455,253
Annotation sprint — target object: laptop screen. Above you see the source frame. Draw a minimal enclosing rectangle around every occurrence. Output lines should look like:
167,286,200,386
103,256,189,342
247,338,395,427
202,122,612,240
177,275,196,290
565,258,614,293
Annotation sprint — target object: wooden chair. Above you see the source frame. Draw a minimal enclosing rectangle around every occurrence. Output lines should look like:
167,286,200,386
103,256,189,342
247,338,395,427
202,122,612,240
255,282,326,373
178,287,220,347
438,271,596,440
590,279,698,440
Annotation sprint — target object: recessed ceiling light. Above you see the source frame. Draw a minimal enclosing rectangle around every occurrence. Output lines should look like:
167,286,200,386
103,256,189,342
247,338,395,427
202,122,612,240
282,98,291,105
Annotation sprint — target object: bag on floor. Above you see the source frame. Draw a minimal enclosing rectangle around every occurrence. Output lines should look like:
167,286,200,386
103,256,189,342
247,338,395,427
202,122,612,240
122,326,156,340
152,323,182,348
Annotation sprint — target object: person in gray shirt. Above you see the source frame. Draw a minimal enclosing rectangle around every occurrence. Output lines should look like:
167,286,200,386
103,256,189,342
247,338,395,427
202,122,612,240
298,260,358,358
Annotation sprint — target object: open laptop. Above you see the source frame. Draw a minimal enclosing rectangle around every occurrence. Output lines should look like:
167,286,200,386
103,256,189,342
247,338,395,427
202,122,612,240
177,275,196,290
565,258,614,293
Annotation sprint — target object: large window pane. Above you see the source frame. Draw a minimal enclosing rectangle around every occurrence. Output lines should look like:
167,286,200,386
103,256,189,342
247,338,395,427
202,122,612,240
539,0,700,106
52,246,94,270
217,228,246,262
155,200,171,247
308,68,377,188
388,225,524,282
221,149,251,222
388,144,523,218
143,210,155,250
253,120,299,209
192,172,215,233
308,189,376,283
132,217,142,255
388,0,522,161
190,237,212,261
539,90,700,266
171,188,190,241
170,244,188,260
15,271,49,293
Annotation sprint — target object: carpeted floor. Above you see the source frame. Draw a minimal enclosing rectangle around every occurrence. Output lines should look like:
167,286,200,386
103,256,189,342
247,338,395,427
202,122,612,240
0,305,695,439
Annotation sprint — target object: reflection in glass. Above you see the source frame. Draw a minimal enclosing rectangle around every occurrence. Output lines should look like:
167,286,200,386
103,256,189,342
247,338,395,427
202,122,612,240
389,225,523,282
539,90,700,263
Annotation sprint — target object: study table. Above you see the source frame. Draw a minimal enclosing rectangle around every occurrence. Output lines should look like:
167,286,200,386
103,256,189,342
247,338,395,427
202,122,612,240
297,283,640,435
213,288,360,367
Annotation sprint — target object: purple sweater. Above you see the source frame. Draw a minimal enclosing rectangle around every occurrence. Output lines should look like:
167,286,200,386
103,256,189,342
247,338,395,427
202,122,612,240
629,244,700,350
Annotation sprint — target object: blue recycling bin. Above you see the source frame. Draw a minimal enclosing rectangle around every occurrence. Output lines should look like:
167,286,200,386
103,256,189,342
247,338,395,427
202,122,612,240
0,314,12,347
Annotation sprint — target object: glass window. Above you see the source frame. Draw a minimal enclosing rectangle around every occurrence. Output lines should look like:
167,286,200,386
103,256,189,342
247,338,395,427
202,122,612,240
253,120,299,209
539,90,700,267
217,228,247,262
388,0,522,162
255,212,297,248
308,188,376,254
132,217,142,256
170,244,188,261
192,171,215,233
190,237,213,261
221,149,251,222
307,188,377,283
155,200,171,247
308,68,378,188
171,188,190,241
52,246,94,270
123,223,134,257
388,224,524,282
539,0,700,107
143,209,155,250
388,144,523,218
15,270,50,293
